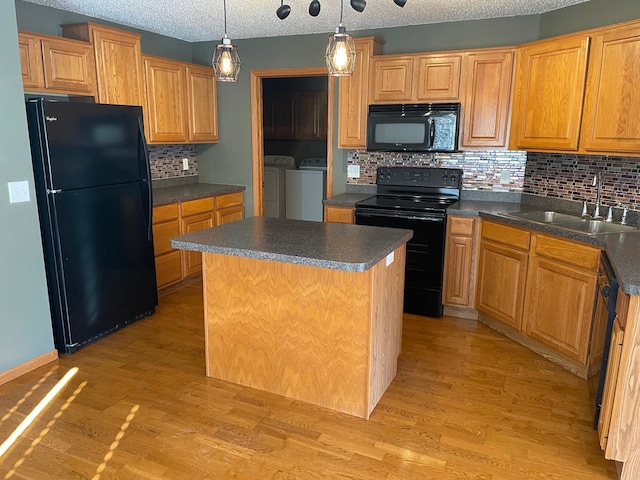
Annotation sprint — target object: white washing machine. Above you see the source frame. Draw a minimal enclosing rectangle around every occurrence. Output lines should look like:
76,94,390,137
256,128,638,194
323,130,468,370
286,157,327,222
264,155,295,218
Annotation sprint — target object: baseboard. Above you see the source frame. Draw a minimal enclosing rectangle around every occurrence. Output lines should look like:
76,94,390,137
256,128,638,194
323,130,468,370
443,305,479,320
478,313,588,379
158,273,202,297
0,349,58,386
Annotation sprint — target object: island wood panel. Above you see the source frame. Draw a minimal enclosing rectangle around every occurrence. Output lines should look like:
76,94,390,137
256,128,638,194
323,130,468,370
368,246,405,409
202,246,405,419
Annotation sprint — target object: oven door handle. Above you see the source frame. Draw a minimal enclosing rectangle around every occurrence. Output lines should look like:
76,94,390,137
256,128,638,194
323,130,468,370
355,209,445,222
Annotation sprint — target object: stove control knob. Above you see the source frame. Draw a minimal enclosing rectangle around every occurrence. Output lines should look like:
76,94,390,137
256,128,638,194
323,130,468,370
442,174,448,183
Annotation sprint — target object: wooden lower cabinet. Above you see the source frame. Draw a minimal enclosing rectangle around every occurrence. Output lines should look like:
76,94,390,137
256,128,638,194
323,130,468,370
476,221,530,330
443,216,478,308
152,192,244,290
324,206,354,224
477,221,601,368
152,203,182,289
523,235,599,363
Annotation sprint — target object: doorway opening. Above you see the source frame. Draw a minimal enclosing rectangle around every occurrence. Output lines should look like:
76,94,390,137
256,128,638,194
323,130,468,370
250,68,335,217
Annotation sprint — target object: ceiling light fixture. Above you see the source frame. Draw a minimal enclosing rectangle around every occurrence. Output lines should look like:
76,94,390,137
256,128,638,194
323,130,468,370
275,0,407,76
325,0,357,76
212,0,241,82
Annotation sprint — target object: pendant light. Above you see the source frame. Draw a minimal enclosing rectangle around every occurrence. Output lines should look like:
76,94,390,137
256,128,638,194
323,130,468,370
325,0,357,76
212,0,241,82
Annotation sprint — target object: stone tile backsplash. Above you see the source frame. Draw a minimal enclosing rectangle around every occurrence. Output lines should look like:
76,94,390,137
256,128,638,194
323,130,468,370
346,150,640,211
524,153,640,211
148,144,198,179
347,150,527,191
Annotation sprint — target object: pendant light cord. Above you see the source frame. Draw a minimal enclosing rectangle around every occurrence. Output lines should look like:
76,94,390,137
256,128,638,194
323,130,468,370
340,0,344,24
223,0,228,36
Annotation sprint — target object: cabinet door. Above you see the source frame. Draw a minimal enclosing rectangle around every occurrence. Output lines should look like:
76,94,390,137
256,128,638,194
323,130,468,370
18,32,44,90
581,23,640,153
324,206,354,224
476,240,528,330
295,91,328,140
186,64,218,143
461,49,514,148
413,54,462,101
181,212,214,277
510,35,590,151
523,255,597,363
41,37,95,94
63,24,145,107
370,56,414,103
144,56,188,143
152,204,182,289
216,205,244,225
338,37,383,149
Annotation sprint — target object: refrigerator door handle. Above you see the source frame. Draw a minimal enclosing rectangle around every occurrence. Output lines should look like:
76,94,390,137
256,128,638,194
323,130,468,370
138,117,153,242
47,189,62,194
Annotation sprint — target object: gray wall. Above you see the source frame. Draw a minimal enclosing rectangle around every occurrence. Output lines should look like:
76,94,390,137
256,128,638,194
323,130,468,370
539,0,640,38
14,0,193,62
0,1,55,373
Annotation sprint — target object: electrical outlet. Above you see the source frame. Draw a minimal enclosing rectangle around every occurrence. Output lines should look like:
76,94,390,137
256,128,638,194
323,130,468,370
347,164,360,178
182,158,189,170
8,181,30,203
500,169,511,185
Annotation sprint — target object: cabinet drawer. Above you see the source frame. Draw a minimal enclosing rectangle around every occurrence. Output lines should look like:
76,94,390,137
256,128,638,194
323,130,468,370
153,220,180,256
448,216,475,236
533,234,600,271
216,191,244,209
482,221,530,251
153,203,179,224
181,197,214,217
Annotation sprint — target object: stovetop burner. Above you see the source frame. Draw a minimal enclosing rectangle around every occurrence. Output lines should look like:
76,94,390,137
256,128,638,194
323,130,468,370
355,166,463,214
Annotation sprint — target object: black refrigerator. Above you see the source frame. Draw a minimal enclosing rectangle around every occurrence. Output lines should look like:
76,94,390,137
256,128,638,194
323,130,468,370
26,99,158,354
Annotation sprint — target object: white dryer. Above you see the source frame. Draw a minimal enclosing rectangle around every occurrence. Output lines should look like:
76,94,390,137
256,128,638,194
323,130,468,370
263,155,295,218
286,158,327,222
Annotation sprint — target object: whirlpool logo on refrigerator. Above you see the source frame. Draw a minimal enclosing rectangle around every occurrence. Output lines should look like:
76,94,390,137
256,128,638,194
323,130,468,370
45,116,58,122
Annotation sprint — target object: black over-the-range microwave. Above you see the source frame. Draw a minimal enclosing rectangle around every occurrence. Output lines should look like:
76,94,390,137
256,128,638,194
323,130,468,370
366,103,460,153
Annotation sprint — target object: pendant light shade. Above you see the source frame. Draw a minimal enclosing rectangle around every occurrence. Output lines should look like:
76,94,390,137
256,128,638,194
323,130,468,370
213,36,241,82
325,0,357,76
213,0,241,82
325,25,356,76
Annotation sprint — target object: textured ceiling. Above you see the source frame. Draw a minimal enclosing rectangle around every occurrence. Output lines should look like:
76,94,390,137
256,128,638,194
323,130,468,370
22,0,589,42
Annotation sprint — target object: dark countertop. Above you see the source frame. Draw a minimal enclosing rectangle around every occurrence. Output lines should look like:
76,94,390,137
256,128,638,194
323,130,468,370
171,216,413,273
450,199,640,296
153,183,245,206
323,193,374,207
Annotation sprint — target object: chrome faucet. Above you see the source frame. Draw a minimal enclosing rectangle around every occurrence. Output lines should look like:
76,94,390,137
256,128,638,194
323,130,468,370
620,203,630,225
592,170,604,219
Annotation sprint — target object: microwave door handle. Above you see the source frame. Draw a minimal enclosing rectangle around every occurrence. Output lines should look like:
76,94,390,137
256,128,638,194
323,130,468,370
428,117,435,148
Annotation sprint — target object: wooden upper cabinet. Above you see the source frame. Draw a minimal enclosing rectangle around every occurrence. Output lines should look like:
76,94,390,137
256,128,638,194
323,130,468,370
17,31,95,95
143,55,189,143
18,32,44,89
41,37,95,94
295,91,328,140
186,64,218,143
581,22,640,154
370,55,414,103
338,37,383,149
62,23,145,107
413,54,462,101
509,34,590,151
461,48,515,148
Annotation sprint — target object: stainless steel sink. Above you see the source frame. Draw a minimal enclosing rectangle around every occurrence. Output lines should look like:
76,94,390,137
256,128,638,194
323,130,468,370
553,220,638,235
501,210,638,235
506,210,583,223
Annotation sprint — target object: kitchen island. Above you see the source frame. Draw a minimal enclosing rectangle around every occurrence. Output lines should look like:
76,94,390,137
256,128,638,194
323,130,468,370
172,217,412,419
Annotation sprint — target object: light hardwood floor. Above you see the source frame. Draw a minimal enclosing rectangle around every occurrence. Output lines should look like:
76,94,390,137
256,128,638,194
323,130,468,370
0,281,618,479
